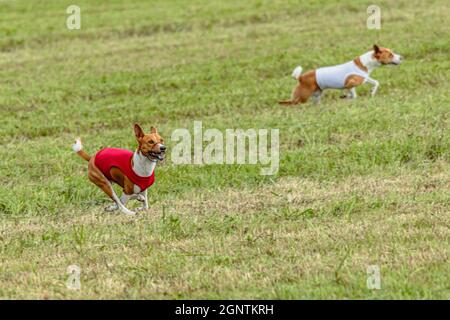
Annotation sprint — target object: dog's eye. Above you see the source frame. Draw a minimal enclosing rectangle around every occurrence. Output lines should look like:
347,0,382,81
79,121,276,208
149,140,155,144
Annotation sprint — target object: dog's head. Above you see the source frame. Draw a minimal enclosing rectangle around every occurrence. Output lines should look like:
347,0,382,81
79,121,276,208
373,44,403,65
134,123,166,161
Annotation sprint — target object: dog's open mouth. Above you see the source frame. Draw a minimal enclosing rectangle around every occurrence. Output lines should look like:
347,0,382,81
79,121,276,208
147,151,165,161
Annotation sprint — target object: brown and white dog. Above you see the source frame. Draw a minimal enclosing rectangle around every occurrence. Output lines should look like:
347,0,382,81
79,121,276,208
279,45,403,105
72,124,166,215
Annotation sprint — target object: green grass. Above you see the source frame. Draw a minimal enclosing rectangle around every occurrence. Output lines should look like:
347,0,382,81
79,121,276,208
0,0,449,299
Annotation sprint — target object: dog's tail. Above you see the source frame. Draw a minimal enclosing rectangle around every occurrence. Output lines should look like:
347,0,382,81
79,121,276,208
291,65,303,80
278,66,303,105
72,138,91,161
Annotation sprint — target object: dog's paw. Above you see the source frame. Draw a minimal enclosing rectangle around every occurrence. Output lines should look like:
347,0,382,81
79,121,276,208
121,208,136,216
134,194,146,202
104,204,119,212
129,194,145,202
135,206,149,212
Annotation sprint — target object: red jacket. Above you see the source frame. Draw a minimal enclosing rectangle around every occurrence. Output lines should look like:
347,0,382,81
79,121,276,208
94,148,155,191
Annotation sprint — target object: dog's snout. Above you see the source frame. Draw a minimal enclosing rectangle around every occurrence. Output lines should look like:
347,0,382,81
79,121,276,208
159,145,167,152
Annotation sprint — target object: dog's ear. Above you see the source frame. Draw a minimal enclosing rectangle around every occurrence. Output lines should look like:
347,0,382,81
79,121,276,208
373,44,381,54
150,126,158,134
134,123,145,140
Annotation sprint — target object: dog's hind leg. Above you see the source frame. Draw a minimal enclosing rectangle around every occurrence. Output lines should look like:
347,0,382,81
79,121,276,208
279,83,309,105
88,159,135,215
279,79,301,105
103,185,135,215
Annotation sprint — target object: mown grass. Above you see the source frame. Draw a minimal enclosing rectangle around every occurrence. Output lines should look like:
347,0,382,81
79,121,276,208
0,0,449,299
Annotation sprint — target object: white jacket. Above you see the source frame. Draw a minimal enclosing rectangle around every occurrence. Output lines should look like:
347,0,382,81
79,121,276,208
316,61,368,90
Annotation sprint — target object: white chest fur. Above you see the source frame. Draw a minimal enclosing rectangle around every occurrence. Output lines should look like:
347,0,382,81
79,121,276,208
131,151,156,193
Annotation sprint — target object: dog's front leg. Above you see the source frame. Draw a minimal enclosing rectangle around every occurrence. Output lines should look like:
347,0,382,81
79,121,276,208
142,189,149,209
341,88,357,99
340,88,357,99
366,77,379,96
135,189,149,211
120,193,132,206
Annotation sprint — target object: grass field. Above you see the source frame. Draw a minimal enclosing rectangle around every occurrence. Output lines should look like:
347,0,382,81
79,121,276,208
0,0,449,299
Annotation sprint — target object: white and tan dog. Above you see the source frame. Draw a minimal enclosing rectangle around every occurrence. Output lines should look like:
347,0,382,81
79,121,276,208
279,44,403,105
72,124,166,215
